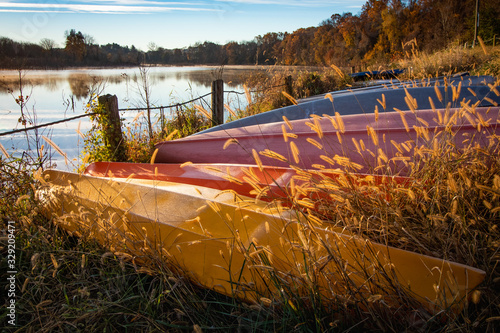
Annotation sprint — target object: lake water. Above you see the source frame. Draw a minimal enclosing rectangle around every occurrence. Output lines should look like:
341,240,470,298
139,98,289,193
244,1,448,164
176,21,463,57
0,66,260,169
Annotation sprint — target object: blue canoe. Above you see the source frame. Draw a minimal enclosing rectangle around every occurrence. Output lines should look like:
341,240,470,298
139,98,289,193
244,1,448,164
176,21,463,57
196,75,499,135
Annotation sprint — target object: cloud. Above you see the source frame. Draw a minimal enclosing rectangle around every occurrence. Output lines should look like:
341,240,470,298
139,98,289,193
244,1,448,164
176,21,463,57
213,0,365,7
0,1,220,14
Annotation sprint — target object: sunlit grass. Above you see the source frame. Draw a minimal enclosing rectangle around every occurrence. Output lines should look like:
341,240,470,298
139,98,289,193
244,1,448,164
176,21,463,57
2,52,500,331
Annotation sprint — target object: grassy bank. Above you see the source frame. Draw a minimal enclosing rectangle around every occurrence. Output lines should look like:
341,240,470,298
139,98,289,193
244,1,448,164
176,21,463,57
1,46,500,332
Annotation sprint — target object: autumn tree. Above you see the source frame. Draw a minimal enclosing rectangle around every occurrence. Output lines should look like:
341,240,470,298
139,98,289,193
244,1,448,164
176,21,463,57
312,22,336,65
64,29,86,61
255,32,284,65
361,0,389,62
224,42,249,65
280,27,316,65
474,0,500,44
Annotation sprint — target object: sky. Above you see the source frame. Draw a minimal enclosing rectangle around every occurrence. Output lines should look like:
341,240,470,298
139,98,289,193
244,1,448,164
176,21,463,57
0,0,367,51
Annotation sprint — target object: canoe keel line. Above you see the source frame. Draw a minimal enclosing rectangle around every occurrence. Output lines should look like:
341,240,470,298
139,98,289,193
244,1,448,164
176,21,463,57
37,169,485,313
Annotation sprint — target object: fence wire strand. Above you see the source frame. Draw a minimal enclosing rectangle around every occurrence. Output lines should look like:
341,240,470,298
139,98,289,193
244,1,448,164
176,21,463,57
0,82,286,136
0,113,98,137
118,92,212,112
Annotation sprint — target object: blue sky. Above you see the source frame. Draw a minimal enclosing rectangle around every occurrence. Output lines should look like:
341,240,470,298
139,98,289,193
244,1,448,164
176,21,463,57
1,1,367,51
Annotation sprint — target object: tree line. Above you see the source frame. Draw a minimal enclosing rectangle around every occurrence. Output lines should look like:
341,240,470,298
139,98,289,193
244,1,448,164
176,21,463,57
1,0,498,69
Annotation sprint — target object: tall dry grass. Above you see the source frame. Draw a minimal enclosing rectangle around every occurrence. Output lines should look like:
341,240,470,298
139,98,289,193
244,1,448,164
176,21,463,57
242,66,352,117
213,81,499,330
398,40,500,79
2,50,500,332
24,84,500,332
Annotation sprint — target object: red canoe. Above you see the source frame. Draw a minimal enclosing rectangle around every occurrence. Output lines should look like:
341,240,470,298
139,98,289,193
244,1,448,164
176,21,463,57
85,162,295,201
154,107,500,176
84,162,409,204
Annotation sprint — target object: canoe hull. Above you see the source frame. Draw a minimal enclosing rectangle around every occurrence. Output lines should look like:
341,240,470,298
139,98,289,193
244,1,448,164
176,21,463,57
196,81,499,135
84,161,409,203
155,107,500,175
38,169,486,312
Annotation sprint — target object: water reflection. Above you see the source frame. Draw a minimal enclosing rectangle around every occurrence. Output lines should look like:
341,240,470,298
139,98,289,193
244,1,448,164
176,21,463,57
0,66,262,101
67,74,96,99
1,72,64,93
0,66,283,169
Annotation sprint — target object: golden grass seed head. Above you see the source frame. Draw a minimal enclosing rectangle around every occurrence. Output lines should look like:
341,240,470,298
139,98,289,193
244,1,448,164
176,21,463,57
290,141,300,164
434,84,443,103
335,112,345,133
194,104,212,121
252,149,264,171
150,148,159,164
283,115,293,130
336,132,343,144
260,149,288,162
306,138,323,150
223,138,239,150
366,126,379,146
224,103,237,118
330,64,344,78
281,124,289,142
43,135,68,165
282,91,298,105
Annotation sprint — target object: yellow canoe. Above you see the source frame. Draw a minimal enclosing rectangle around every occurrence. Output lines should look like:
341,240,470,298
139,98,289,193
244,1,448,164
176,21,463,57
37,169,485,313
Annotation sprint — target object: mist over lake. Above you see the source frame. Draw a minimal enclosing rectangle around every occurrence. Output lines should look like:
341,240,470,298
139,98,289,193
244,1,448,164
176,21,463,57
0,66,261,169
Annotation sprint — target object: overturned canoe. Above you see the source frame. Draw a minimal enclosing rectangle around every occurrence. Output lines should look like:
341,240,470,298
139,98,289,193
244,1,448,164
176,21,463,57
38,169,486,313
155,107,500,176
84,162,297,201
197,77,499,135
84,161,409,203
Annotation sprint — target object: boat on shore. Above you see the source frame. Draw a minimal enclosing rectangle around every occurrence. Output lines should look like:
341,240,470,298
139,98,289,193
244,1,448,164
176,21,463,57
196,75,499,135
155,107,500,176
298,74,497,103
85,161,409,204
38,169,486,312
35,80,496,315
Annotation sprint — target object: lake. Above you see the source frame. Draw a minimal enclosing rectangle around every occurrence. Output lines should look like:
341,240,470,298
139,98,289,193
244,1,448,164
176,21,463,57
0,66,262,169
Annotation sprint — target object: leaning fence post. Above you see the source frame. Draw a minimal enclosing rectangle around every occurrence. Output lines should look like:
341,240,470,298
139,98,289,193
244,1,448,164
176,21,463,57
211,79,224,126
98,94,127,162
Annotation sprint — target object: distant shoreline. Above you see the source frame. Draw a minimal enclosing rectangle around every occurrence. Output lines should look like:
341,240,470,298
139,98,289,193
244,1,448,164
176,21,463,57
0,64,331,73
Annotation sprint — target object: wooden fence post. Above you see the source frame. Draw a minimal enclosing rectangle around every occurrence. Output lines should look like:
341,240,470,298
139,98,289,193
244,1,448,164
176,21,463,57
284,75,293,96
98,94,127,162
211,79,224,126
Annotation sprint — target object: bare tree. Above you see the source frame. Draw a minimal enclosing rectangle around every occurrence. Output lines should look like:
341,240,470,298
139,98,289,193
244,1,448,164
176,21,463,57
83,33,98,60
147,42,159,52
39,38,57,52
83,34,95,46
